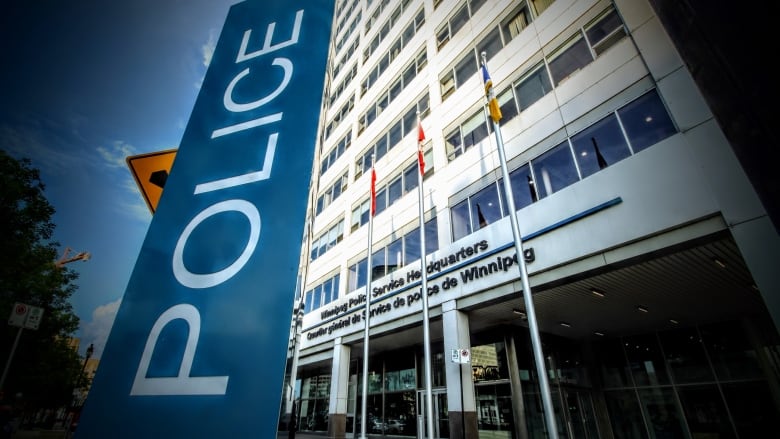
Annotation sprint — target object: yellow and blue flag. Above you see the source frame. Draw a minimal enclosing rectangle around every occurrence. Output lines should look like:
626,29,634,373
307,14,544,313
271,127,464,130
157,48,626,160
481,63,502,123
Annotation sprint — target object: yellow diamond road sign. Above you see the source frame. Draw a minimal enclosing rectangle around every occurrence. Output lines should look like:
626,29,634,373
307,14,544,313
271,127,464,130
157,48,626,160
126,149,177,214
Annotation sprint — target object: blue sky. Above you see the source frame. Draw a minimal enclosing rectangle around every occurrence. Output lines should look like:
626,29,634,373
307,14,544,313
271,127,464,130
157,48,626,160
0,0,239,357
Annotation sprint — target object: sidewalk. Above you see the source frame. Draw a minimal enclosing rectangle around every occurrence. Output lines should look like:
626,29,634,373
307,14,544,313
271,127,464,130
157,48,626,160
11,429,66,439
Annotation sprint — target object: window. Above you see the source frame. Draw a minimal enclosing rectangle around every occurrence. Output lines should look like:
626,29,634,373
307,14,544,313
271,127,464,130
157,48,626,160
478,27,503,62
617,89,676,153
351,199,370,232
515,63,553,111
440,71,456,99
571,114,630,178
446,127,464,161
454,52,478,88
502,3,530,41
304,274,341,314
450,4,470,38
371,246,387,278
548,35,592,86
404,218,438,264
310,220,344,261
375,187,388,215
445,104,493,160
451,200,472,241
316,171,348,215
509,164,537,211
530,0,555,16
497,88,519,123
469,183,502,231
388,176,403,205
462,111,489,149
403,164,418,193
436,24,451,49
531,141,579,198
386,237,403,275
586,8,626,56
348,258,368,293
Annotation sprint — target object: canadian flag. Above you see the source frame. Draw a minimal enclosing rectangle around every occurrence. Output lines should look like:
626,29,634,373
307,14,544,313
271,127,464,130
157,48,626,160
417,118,425,175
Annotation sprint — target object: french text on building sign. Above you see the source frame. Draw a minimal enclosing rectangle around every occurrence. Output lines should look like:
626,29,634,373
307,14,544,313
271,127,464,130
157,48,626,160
76,1,334,438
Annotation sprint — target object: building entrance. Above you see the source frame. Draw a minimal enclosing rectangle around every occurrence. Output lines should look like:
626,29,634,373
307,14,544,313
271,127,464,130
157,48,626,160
416,389,448,439
558,388,599,439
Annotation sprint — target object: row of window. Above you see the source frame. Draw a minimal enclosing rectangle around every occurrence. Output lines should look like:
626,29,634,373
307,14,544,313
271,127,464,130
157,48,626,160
347,217,439,295
354,93,430,180
360,9,425,101
435,0,488,51
445,6,625,160
329,63,357,108
316,171,349,215
451,88,677,241
438,0,559,101
320,132,352,176
304,273,341,314
306,215,438,313
308,86,674,311
364,0,391,34
335,0,360,38
324,0,560,180
350,150,432,233
335,10,362,53
362,0,413,63
359,48,427,132
325,94,355,140
311,219,344,262
332,37,359,80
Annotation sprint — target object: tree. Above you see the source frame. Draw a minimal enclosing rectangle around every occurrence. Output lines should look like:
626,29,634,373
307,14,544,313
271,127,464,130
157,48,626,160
0,149,85,424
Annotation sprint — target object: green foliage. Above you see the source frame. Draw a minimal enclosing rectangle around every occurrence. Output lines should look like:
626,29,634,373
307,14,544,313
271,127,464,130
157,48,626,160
0,149,84,412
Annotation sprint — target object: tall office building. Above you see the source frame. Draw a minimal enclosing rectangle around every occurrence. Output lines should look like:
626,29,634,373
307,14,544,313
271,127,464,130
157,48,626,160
283,0,780,437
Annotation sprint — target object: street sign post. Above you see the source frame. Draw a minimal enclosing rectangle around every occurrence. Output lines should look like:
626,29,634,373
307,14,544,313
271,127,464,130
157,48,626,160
2,302,45,390
8,302,28,327
77,1,334,437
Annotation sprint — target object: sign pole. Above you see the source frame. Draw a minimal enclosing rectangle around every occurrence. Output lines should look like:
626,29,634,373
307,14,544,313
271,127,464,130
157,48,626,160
481,52,559,438
0,326,24,391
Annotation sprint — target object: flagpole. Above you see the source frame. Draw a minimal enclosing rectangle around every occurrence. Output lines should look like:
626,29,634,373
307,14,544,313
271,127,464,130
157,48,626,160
416,112,435,439
359,155,376,439
481,52,559,439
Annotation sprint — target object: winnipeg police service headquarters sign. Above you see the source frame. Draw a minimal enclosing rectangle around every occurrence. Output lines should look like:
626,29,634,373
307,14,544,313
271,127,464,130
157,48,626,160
76,1,334,437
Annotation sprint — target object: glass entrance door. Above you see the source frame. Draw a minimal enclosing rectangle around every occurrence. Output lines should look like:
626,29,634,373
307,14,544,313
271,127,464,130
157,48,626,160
560,389,599,439
417,389,449,439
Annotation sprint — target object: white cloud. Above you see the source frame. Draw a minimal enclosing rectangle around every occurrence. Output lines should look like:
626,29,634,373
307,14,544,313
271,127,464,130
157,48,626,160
80,298,122,359
194,29,218,89
202,29,217,68
96,140,137,168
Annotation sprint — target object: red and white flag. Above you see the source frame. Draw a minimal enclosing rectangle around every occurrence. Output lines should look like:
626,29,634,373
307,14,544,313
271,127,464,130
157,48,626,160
417,117,426,175
370,167,377,216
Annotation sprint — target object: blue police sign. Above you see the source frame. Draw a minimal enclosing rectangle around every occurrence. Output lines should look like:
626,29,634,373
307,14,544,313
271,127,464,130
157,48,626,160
76,1,333,436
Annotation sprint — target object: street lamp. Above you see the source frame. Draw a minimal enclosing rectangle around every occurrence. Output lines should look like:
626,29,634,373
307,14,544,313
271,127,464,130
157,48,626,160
64,343,94,438
78,344,94,388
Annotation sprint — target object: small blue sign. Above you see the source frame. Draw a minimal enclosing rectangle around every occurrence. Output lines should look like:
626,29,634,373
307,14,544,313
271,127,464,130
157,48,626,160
76,0,333,437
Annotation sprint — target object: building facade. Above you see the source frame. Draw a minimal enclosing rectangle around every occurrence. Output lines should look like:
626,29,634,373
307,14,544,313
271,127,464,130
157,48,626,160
283,0,780,438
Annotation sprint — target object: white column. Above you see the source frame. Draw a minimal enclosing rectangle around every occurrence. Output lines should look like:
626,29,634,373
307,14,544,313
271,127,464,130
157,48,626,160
442,301,474,411
329,337,351,438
